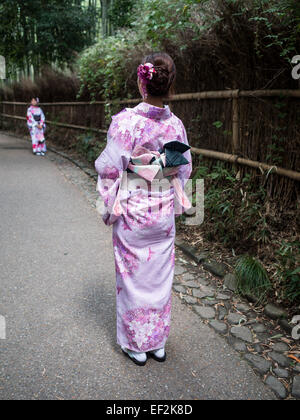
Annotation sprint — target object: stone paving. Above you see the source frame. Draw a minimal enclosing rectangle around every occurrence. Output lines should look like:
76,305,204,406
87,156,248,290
172,251,300,400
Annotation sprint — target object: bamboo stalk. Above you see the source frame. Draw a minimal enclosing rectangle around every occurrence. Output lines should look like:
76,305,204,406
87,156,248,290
1,101,106,106
42,101,105,106
0,114,107,134
46,120,108,134
165,90,241,101
232,95,239,155
167,89,300,100
239,89,300,98
0,114,27,121
1,88,299,106
190,147,300,181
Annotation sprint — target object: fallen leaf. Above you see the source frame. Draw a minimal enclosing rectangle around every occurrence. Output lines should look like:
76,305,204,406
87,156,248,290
288,355,300,364
269,334,283,340
281,379,290,389
281,337,292,344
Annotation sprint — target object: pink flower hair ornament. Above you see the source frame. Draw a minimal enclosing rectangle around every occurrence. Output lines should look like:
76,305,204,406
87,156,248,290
137,62,156,98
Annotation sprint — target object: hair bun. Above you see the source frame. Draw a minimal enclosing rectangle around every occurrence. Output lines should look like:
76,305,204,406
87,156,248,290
142,53,176,97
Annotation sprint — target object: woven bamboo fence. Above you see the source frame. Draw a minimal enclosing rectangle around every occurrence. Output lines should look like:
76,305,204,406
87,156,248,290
1,89,299,186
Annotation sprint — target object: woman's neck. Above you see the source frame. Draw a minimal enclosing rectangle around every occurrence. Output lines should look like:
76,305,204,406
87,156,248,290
144,96,164,108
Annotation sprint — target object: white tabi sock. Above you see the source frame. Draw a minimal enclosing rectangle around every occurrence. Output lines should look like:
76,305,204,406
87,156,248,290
149,348,165,358
121,346,147,363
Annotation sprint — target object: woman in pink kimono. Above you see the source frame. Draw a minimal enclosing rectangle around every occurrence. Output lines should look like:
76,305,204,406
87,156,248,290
95,53,192,366
27,97,47,156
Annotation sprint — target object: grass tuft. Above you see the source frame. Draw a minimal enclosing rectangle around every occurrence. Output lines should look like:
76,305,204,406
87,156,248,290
234,255,272,303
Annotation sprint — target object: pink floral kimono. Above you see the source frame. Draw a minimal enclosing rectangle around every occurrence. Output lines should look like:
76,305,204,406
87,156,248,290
95,102,192,352
26,105,46,154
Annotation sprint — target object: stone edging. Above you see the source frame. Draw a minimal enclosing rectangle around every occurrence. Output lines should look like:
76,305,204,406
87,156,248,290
47,145,99,182
174,239,300,400
175,238,295,331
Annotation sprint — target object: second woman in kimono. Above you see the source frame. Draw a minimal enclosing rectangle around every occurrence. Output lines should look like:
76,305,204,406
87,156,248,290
26,97,47,156
95,53,192,366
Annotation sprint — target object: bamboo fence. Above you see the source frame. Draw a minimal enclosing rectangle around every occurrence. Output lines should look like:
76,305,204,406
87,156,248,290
0,89,299,181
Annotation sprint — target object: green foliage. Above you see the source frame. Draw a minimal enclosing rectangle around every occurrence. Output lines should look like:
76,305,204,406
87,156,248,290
266,99,288,165
234,255,272,302
275,240,300,304
213,121,224,129
130,0,197,48
75,133,106,163
0,0,99,79
190,159,299,306
191,160,269,246
248,0,300,60
77,0,210,102
77,0,300,107
108,0,136,29
77,32,134,102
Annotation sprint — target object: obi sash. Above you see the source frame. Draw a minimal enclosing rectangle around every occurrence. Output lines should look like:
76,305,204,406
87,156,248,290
33,114,41,122
111,141,192,217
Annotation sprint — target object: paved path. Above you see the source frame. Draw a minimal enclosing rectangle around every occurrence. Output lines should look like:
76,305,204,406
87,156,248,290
0,133,276,400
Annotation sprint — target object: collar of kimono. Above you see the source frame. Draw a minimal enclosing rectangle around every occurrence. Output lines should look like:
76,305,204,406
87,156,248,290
132,102,172,120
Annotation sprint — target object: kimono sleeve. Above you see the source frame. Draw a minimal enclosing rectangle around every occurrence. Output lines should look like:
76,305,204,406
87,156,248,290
95,110,134,226
177,120,192,186
40,108,46,127
26,107,35,129
174,120,193,216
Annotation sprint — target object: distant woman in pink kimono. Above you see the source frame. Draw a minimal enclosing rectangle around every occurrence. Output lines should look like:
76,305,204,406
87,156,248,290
95,53,192,366
27,97,47,156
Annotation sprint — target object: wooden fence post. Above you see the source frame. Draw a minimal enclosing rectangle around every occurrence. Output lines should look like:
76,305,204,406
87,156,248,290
232,89,239,155
13,96,16,122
